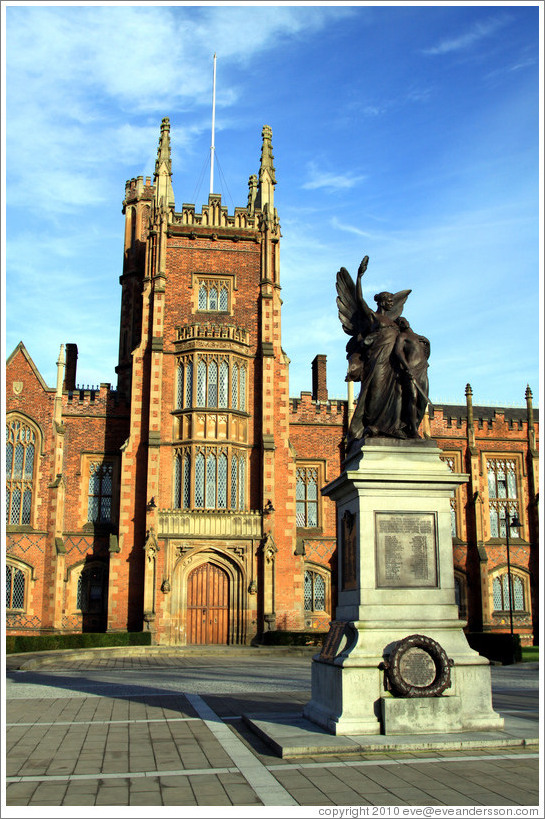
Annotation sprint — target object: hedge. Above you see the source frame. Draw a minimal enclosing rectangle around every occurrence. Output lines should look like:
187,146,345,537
6,632,152,654
258,630,328,647
466,632,522,665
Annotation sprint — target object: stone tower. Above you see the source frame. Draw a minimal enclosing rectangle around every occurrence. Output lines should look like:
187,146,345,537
108,120,304,642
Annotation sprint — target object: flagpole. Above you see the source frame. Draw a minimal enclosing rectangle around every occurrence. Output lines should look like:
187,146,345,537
210,53,217,195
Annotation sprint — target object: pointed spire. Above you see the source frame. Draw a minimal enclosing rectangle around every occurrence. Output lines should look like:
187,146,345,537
154,117,175,210
155,117,172,175
259,125,276,184
256,125,276,213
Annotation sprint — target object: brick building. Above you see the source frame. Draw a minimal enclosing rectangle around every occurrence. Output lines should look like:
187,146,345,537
6,120,539,645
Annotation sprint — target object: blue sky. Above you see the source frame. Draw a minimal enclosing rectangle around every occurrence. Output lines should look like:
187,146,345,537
3,2,542,408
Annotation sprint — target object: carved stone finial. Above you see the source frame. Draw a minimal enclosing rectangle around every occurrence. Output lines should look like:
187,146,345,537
154,117,175,210
155,118,172,175
465,383,473,398
525,384,533,401
248,174,258,212
259,125,276,184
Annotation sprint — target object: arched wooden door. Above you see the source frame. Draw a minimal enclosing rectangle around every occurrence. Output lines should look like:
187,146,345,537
186,563,229,644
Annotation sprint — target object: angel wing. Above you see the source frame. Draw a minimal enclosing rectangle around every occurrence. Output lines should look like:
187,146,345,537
336,266,358,336
336,259,375,339
384,289,412,321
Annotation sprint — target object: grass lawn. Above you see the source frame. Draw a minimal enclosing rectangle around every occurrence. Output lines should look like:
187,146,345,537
521,646,539,662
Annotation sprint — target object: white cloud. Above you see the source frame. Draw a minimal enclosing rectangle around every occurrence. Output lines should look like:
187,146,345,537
422,15,511,56
302,163,366,192
6,5,350,216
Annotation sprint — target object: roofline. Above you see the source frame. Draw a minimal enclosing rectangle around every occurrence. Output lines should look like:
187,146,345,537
6,341,52,392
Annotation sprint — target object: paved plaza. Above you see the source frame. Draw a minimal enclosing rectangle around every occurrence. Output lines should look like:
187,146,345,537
3,648,541,811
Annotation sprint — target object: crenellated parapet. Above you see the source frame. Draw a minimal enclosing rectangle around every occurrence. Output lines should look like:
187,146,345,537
289,392,347,426
429,404,539,436
63,383,129,412
123,176,154,210
171,194,259,232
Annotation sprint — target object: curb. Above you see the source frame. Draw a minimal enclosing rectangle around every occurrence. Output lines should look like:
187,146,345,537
6,644,318,670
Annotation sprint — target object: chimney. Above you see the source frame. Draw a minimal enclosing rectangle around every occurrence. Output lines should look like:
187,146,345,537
311,355,328,401
64,343,78,391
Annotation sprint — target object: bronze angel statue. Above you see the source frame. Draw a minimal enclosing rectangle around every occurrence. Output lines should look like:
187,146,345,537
336,255,430,446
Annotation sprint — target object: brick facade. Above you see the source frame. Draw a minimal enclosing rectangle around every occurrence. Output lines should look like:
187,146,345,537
6,120,539,645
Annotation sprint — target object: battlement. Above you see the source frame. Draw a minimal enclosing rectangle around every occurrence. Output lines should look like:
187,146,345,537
64,382,128,409
429,403,538,432
289,392,347,424
171,194,261,232
124,175,154,205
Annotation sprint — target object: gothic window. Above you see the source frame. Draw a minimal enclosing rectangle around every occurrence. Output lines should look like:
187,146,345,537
238,456,245,510
206,453,216,509
177,447,246,511
231,363,239,409
219,360,229,408
207,361,218,407
296,466,319,528
492,572,526,612
231,455,238,510
176,362,184,409
304,570,327,612
195,453,205,507
218,453,228,509
6,563,26,610
177,356,247,412
192,448,234,510
185,359,193,407
196,277,230,312
6,418,37,526
240,366,247,411
87,462,113,523
197,360,207,406
487,458,520,538
174,453,182,506
76,564,107,614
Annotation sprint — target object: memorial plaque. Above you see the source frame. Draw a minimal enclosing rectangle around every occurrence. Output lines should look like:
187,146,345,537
319,621,346,662
383,634,452,698
375,512,438,588
398,647,436,687
341,509,358,590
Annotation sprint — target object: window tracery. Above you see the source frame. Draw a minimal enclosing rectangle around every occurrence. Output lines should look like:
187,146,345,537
175,355,247,411
6,417,38,526
486,458,520,538
174,446,246,511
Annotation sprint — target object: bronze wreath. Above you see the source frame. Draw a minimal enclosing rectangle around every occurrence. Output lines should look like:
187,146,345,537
382,634,453,698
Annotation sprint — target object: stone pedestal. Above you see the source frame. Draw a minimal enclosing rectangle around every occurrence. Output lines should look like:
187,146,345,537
303,440,503,736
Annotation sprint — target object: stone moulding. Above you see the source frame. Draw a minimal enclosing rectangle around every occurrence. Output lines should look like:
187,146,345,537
158,509,262,538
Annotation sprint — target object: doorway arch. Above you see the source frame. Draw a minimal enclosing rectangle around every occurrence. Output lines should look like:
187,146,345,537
187,562,229,644
171,548,246,645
